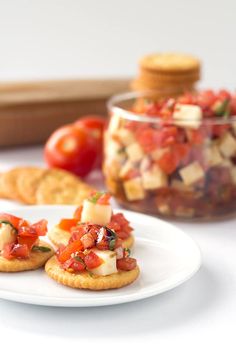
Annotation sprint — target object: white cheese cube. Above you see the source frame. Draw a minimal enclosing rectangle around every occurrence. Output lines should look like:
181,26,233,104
204,145,223,167
123,177,145,201
219,132,236,158
0,224,17,251
150,147,170,161
230,166,236,185
114,128,135,146
179,161,205,186
108,113,122,133
126,143,144,162
173,104,203,129
142,165,168,190
89,249,117,276
81,200,112,225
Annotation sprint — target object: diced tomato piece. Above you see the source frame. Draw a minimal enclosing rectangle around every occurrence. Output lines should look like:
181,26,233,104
17,236,38,250
157,150,179,174
187,128,206,145
97,193,111,205
0,213,22,229
7,244,30,259
212,124,230,137
116,231,130,240
18,219,48,237
73,206,83,220
2,243,14,260
17,226,38,237
80,233,95,249
84,251,103,269
31,219,48,236
62,256,86,272
136,128,160,152
175,143,190,160
59,218,79,232
57,239,83,263
218,89,231,101
117,257,137,271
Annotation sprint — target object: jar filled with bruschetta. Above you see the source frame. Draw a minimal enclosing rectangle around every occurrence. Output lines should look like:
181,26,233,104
104,90,236,219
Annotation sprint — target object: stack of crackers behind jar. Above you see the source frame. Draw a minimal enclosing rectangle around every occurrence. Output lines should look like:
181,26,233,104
131,52,201,96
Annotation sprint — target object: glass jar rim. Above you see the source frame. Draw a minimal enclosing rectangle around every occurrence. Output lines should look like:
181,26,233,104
107,91,236,126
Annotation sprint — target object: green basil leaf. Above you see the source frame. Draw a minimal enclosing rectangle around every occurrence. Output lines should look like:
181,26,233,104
88,192,105,204
32,245,51,252
104,227,117,251
124,248,131,257
73,256,85,265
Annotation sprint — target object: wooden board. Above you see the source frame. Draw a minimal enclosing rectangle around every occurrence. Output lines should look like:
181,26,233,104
0,78,130,147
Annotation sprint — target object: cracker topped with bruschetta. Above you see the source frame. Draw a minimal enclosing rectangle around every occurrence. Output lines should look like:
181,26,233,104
45,192,139,290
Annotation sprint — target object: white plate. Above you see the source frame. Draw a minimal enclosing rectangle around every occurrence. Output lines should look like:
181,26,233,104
0,206,201,307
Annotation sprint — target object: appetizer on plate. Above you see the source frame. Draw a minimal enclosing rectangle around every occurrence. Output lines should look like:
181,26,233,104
45,221,139,290
48,192,134,249
0,213,54,272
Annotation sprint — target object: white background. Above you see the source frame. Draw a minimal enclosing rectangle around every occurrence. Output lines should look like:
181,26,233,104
0,0,236,89
0,1,236,353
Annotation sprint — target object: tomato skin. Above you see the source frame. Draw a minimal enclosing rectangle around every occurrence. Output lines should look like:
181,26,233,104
157,150,179,175
117,257,137,271
58,218,79,232
0,213,22,229
57,239,84,263
84,251,103,269
44,124,97,177
75,115,107,168
31,219,48,236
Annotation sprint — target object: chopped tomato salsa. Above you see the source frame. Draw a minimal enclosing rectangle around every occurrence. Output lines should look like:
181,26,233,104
104,89,236,219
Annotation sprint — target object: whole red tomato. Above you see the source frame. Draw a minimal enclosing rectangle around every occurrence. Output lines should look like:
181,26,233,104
75,115,107,168
44,124,97,177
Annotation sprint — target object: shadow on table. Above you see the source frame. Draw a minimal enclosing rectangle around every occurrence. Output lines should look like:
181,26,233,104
0,266,220,338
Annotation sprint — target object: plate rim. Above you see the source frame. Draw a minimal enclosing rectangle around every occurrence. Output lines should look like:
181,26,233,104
0,205,202,307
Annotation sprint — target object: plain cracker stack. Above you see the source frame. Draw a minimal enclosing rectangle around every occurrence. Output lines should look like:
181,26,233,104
131,52,201,96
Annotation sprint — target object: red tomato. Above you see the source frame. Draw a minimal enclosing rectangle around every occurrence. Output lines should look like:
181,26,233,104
2,243,14,260
44,124,97,177
31,219,48,236
6,243,29,259
58,218,79,232
17,236,38,250
80,233,95,249
62,257,86,272
157,150,179,175
57,239,83,263
97,193,111,205
75,115,107,168
84,251,103,269
0,213,22,229
117,257,137,271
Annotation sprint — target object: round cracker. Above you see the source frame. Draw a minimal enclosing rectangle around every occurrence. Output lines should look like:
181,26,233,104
36,168,92,205
48,225,134,249
0,241,54,272
140,53,200,74
17,167,47,204
0,167,27,201
45,255,139,290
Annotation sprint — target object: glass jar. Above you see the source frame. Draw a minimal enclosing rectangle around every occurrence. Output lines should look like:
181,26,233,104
103,91,236,220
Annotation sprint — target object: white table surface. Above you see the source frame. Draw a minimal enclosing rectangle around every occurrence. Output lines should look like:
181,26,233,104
0,146,235,353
